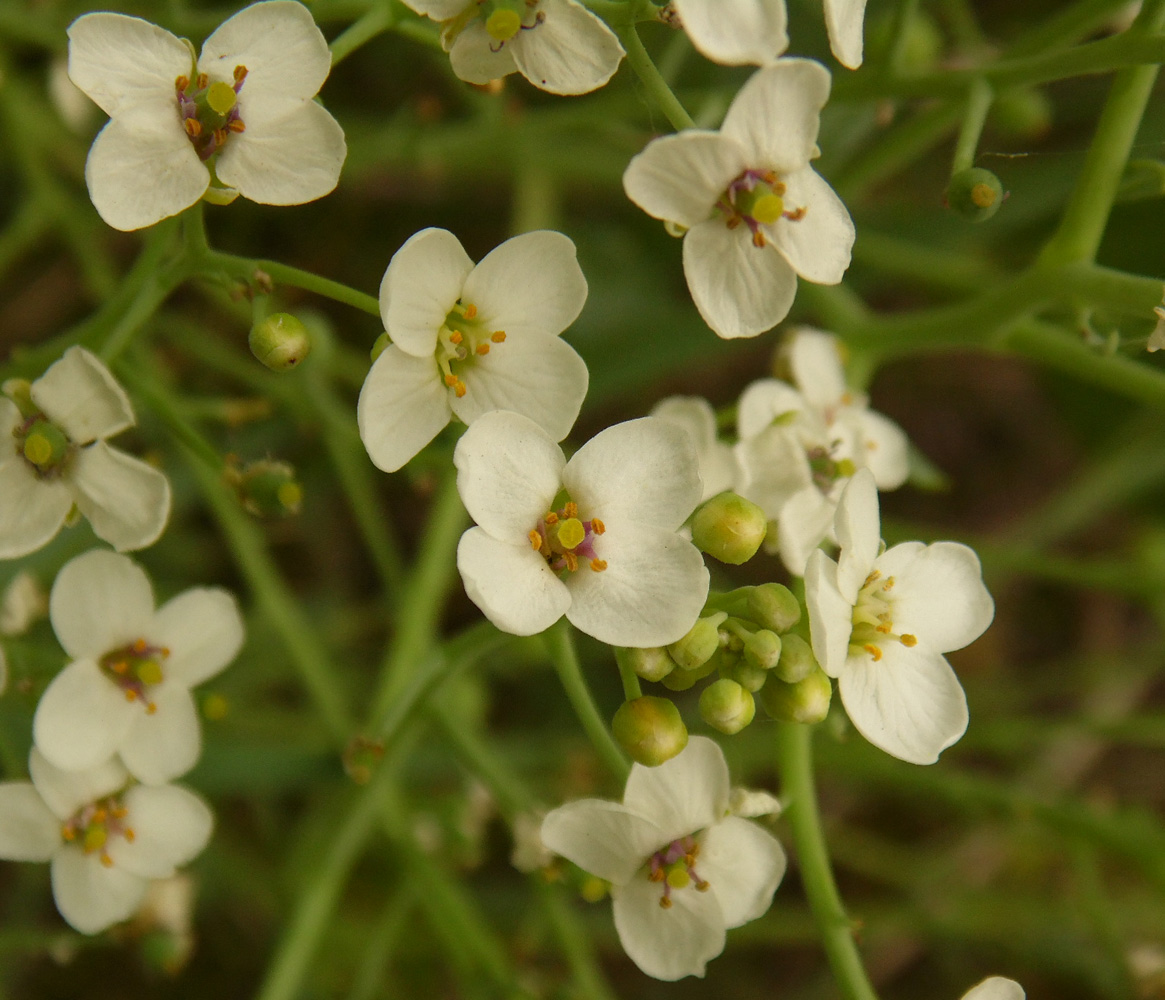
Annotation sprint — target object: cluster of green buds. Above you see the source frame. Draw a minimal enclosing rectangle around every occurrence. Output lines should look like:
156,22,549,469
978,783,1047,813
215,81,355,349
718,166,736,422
225,458,303,518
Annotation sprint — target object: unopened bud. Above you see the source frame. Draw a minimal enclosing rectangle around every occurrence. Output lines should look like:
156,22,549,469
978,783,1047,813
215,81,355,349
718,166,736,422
615,645,676,683
249,312,311,371
1,378,34,417
699,679,755,735
748,583,801,633
667,612,726,671
742,629,782,671
612,696,688,766
231,460,303,518
946,168,1004,222
992,88,1052,140
690,492,767,565
728,659,769,693
773,633,817,684
758,667,833,724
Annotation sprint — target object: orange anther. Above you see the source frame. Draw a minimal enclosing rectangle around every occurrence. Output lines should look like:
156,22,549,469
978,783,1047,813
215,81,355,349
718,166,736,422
176,75,190,92
124,828,136,843
528,530,543,551
659,897,673,909
184,118,202,138
590,559,607,573
100,853,113,868
563,502,577,518
545,512,558,525
752,231,767,248
228,119,246,133
133,639,148,653
125,690,137,702
464,304,477,319
233,64,248,83
863,644,882,662
882,577,895,591
93,809,107,822
444,374,458,387
161,647,171,657
214,127,228,147
648,869,665,882
491,331,506,343
475,344,490,355
454,381,467,398
111,660,128,674
901,634,918,647
450,331,463,344
61,826,75,841
784,207,807,222
146,702,158,715
563,551,578,572
590,518,605,534
197,73,208,89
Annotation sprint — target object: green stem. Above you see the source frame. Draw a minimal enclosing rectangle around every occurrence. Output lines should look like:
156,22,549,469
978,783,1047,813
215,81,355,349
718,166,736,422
951,78,994,174
617,653,643,701
776,722,880,1000
884,0,920,75
202,249,381,316
98,259,189,363
344,885,416,1000
330,5,395,64
546,621,630,782
617,23,696,131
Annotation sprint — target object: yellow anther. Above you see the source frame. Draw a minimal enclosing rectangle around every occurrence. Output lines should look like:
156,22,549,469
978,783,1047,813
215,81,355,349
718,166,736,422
444,374,459,387
590,559,607,573
528,529,543,551
563,551,578,572
454,380,467,398
751,193,785,225
125,690,137,702
476,344,490,355
486,8,522,40
882,577,895,591
865,570,881,585
659,896,673,909
563,502,578,518
591,518,605,534
900,634,918,647
124,828,136,843
666,868,691,890
133,639,147,653
544,512,559,525
557,517,585,550
464,304,477,319
146,702,158,715
207,80,237,115
449,331,463,345
491,331,506,342
875,623,892,634
863,644,882,661
100,853,113,868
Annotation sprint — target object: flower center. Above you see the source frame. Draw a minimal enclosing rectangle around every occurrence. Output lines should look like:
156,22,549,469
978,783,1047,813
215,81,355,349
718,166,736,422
60,793,134,868
717,169,806,248
480,0,545,49
805,444,855,495
647,835,710,908
528,499,607,574
436,299,507,399
849,570,917,662
100,638,171,714
13,415,72,478
176,65,248,162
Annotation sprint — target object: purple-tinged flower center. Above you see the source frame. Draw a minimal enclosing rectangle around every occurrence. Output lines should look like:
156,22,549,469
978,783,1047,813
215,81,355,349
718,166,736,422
176,65,248,162
717,168,806,248
437,299,508,399
61,793,134,868
100,637,171,714
647,835,710,908
480,0,545,51
806,444,856,494
850,569,918,662
529,500,607,574
13,414,72,478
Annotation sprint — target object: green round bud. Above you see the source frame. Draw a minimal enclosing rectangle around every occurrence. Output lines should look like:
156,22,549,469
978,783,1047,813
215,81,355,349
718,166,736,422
612,696,688,766
868,8,942,71
758,668,833,724
773,633,818,685
615,645,676,683
249,313,312,371
699,679,755,735
690,492,768,565
992,88,1052,140
728,659,769,693
660,647,722,690
667,612,726,671
747,583,801,633
742,629,782,672
945,168,1004,222
234,460,303,518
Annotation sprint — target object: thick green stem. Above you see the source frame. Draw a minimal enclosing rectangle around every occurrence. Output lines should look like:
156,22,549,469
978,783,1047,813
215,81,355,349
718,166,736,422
617,23,696,131
776,722,880,1000
951,78,994,174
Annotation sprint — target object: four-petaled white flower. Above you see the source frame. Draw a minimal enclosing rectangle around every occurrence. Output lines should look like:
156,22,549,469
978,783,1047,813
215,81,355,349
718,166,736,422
0,347,171,559
824,0,868,69
541,736,785,980
672,0,788,66
735,328,909,574
68,0,346,231
34,549,244,785
960,978,1025,1000
0,749,212,934
649,396,740,502
402,0,625,95
623,59,854,340
358,229,589,473
805,470,994,764
454,410,710,646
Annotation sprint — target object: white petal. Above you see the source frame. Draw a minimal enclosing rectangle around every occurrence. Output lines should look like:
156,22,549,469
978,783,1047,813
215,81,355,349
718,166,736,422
721,59,832,172
68,441,171,551
849,410,910,489
402,0,470,18
448,19,518,85
150,587,244,687
565,522,709,647
66,12,190,119
29,748,129,821
84,115,208,232
613,873,726,980
462,231,587,340
735,428,814,521
106,784,212,878
804,549,851,677
736,378,810,438
449,334,588,443
214,100,345,207
51,847,147,934
833,468,880,605
960,977,1026,1000
118,682,202,785
380,229,474,358
199,0,332,111
32,347,135,443
787,329,846,410
839,645,969,764
540,799,665,885
683,219,797,340
875,542,994,653
50,550,155,659
777,487,836,576
729,788,782,818
356,346,452,474
33,660,137,773
699,815,786,927
651,397,739,500
563,418,702,532
673,0,788,66
0,452,72,559
511,0,625,95
0,783,61,861
457,528,570,635
454,411,565,541
623,132,743,229
823,0,868,69
623,736,728,839
768,167,854,285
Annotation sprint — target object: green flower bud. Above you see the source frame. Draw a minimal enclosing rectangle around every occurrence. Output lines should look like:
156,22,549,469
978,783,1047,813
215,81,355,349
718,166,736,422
689,491,767,565
667,612,727,671
615,645,676,683
231,460,303,518
742,629,782,672
699,679,755,735
612,696,688,766
660,647,723,690
773,633,818,685
758,668,833,724
249,312,311,371
946,168,1004,222
1,379,34,418
728,659,769,693
747,582,801,633
992,88,1052,140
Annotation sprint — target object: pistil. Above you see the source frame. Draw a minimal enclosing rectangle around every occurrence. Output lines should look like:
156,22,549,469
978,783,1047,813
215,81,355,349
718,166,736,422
61,795,135,868
100,638,171,714
528,500,607,574
849,571,917,661
647,836,710,909
717,168,807,247
176,64,248,161
436,299,507,398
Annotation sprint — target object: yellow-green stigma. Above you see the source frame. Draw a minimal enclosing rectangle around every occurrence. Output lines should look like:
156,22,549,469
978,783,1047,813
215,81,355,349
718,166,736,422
17,418,70,475
486,8,522,40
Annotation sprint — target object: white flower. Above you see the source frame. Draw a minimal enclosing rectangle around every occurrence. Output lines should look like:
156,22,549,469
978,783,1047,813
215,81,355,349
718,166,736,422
403,0,625,95
649,396,739,502
824,0,868,69
805,470,994,764
358,229,589,473
0,570,47,636
68,0,346,231
672,0,788,66
34,549,244,784
0,347,171,559
623,60,854,340
0,749,212,935
960,978,1025,1000
541,736,785,980
455,410,709,646
735,328,909,574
